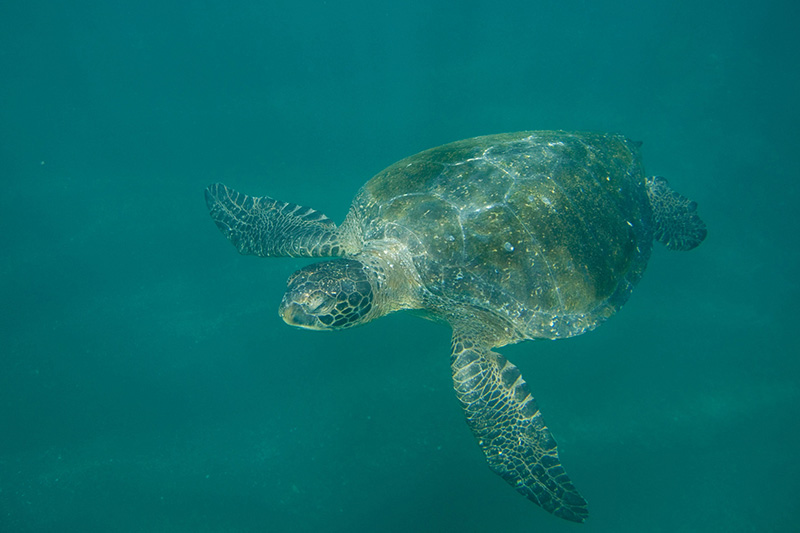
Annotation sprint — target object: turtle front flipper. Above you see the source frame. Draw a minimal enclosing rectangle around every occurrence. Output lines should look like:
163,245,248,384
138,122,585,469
205,183,346,257
450,336,588,523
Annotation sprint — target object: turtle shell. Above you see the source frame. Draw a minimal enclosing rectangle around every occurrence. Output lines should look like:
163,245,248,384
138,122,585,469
350,131,654,340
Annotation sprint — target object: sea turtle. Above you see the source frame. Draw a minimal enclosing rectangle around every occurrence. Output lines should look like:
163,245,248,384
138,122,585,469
205,130,706,522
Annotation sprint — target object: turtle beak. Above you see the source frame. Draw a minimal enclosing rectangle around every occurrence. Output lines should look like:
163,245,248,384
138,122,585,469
279,300,324,330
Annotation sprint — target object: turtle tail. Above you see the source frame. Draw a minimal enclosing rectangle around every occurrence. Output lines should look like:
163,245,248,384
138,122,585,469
645,176,707,251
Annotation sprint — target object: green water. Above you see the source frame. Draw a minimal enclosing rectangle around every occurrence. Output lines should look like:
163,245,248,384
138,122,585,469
1,1,798,531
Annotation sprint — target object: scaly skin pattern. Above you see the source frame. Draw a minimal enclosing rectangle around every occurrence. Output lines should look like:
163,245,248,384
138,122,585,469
205,183,346,257
451,337,589,522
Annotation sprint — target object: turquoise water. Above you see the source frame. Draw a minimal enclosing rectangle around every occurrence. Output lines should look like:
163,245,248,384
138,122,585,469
1,1,798,531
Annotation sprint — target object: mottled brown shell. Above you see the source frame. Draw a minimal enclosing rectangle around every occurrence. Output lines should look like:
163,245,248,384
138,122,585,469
349,131,654,340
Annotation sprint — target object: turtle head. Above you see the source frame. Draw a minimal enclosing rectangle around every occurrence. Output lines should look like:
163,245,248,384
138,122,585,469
279,259,376,330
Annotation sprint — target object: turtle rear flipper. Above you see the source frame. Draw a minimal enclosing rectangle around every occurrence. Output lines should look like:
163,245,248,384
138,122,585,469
645,176,707,251
450,334,589,523
205,183,345,258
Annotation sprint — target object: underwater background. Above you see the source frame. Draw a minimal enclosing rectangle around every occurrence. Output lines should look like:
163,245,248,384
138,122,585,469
1,1,798,531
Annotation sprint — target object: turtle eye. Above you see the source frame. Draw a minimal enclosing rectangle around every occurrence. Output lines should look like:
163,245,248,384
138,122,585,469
305,292,332,313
